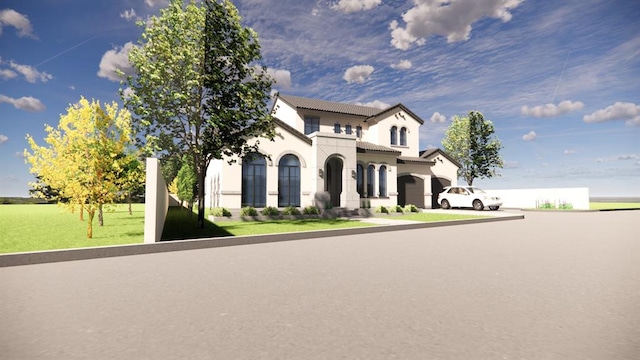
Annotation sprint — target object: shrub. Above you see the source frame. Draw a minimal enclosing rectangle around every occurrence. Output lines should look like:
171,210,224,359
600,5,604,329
303,205,320,215
209,207,232,217
388,205,404,213
403,204,418,213
559,202,573,210
240,206,258,216
282,206,301,215
375,205,389,214
261,206,280,216
538,202,555,209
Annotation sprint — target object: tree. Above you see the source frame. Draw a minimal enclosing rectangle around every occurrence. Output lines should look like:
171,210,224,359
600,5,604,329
123,0,275,228
442,111,503,186
176,156,197,212
25,98,134,238
28,175,65,203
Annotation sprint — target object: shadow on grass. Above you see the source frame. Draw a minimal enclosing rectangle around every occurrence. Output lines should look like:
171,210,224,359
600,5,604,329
161,207,233,241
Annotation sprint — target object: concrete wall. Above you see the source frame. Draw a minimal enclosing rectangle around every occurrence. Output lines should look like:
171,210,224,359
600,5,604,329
144,158,169,244
489,187,590,210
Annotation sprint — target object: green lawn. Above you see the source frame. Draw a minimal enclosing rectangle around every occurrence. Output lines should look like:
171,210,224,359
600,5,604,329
0,204,145,254
589,202,640,210
1,205,489,254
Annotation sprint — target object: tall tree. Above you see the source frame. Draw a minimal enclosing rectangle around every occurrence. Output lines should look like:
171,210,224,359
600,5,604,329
176,156,197,212
442,111,503,186
25,98,134,238
123,0,275,228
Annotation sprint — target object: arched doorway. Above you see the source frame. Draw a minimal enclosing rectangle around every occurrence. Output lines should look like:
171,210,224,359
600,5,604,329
325,157,343,208
278,154,300,207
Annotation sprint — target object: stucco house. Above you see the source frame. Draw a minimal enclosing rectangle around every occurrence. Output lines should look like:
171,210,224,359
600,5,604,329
204,94,460,210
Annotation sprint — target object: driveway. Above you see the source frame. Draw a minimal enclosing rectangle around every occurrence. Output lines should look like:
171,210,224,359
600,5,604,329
1,210,638,359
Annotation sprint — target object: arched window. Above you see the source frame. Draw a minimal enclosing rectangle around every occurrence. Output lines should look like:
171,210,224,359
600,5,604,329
356,164,364,197
367,165,375,197
379,165,387,197
242,153,266,207
334,122,341,134
400,127,407,146
390,126,397,145
345,124,352,135
356,126,362,138
278,154,300,207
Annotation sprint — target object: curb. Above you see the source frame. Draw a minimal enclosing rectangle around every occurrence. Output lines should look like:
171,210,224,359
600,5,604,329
0,214,524,268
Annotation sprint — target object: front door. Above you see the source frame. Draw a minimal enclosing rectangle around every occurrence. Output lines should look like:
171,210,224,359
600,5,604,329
325,157,343,208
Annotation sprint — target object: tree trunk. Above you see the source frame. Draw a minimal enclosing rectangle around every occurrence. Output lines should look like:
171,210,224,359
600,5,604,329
80,203,84,221
128,191,132,215
197,164,206,229
87,210,95,238
98,204,104,226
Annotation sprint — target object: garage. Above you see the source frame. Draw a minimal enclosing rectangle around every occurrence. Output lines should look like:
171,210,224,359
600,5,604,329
431,177,451,208
398,175,424,208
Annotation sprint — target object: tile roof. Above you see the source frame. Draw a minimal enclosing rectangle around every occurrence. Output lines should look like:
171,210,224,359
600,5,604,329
356,141,401,154
278,94,382,117
397,156,435,165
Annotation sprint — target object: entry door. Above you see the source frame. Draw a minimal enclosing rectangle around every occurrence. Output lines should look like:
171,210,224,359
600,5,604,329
325,158,343,208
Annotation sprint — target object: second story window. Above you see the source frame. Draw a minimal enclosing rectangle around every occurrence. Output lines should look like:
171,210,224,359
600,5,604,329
390,126,398,145
334,122,341,134
400,127,407,146
345,124,352,135
356,126,362,138
304,116,319,135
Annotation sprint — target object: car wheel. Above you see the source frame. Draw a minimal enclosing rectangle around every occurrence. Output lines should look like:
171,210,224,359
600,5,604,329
441,199,450,209
473,200,484,211
489,206,499,211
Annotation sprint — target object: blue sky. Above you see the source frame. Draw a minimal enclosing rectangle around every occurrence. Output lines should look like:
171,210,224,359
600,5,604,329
1,0,639,197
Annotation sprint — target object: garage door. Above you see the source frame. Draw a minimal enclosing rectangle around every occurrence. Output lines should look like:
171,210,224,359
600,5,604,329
431,177,451,208
398,175,424,208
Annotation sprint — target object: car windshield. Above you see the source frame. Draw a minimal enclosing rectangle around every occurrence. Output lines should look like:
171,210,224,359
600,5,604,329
468,187,486,194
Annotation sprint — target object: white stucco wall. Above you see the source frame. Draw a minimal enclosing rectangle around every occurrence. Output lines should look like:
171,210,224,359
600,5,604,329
144,157,169,244
488,188,590,210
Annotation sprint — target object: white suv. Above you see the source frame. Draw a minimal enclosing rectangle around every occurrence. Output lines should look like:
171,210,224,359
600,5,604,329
438,186,502,211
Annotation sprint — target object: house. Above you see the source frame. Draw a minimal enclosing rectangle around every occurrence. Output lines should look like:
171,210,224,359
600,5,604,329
204,93,460,210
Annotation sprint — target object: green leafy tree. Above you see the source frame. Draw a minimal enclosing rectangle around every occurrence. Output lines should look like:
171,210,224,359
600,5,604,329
176,156,197,211
123,0,275,228
442,111,503,186
25,98,134,238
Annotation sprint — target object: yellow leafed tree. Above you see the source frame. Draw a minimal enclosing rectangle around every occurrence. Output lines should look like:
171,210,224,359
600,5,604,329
25,98,135,238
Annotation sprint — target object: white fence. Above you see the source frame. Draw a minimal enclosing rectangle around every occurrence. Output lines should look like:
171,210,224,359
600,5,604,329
487,188,590,210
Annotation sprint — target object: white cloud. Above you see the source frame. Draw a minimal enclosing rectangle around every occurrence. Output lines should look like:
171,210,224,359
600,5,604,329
97,42,136,82
343,65,374,83
583,102,640,126
356,100,390,109
391,60,412,70
0,134,7,144
618,154,639,160
9,61,53,83
521,100,584,117
0,68,17,79
430,112,446,123
145,0,170,7
267,68,292,89
121,87,135,100
522,131,537,141
0,94,45,112
331,0,381,14
564,149,576,155
120,9,139,21
503,160,520,169
390,0,523,50
0,9,37,39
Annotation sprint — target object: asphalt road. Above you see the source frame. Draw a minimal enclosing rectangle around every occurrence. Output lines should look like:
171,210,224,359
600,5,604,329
1,210,639,359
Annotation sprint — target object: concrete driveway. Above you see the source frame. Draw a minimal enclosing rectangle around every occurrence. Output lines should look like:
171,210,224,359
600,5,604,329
1,210,638,359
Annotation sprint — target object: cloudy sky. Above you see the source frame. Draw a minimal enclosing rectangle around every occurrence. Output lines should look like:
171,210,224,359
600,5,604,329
1,0,639,197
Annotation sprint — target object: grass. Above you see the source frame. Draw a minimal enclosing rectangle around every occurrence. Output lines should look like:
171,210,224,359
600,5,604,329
161,207,375,240
589,202,640,210
1,205,493,254
0,204,145,254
